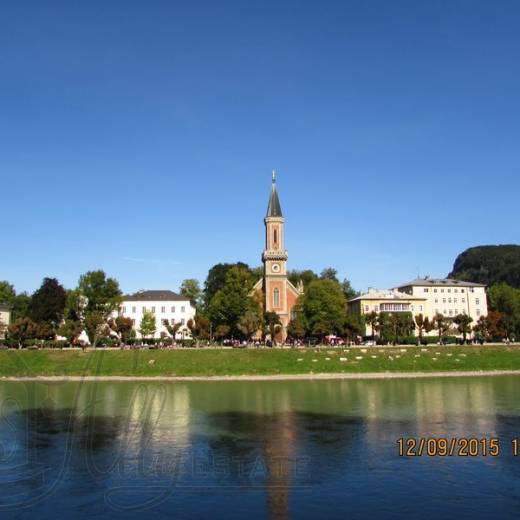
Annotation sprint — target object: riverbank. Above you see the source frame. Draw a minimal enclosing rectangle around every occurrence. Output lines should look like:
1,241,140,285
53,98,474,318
1,345,520,378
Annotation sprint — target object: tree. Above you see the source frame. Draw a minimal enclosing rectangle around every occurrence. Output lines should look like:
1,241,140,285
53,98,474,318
364,311,379,341
180,279,203,308
187,314,211,345
0,281,16,305
7,318,39,346
64,289,85,321
343,312,364,342
11,293,30,321
287,306,307,340
164,320,182,342
214,324,230,341
341,279,359,301
57,319,83,345
264,311,282,345
488,283,520,340
78,270,122,317
139,311,156,341
287,269,318,289
204,262,251,309
415,314,433,343
486,311,507,341
208,266,255,337
433,313,451,343
112,316,134,343
453,314,473,343
473,316,489,343
320,267,339,283
27,277,66,328
299,279,346,342
84,312,108,347
237,309,262,342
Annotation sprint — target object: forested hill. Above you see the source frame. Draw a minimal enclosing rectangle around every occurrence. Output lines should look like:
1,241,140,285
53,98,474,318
449,245,520,288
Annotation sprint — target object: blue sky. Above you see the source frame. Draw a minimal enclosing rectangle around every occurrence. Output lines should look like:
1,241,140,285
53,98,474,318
1,0,519,295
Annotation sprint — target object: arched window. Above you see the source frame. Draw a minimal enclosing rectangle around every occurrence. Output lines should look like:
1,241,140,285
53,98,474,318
273,229,278,246
273,288,280,308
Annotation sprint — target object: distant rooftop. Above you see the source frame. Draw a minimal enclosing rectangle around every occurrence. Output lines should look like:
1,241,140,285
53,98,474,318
348,288,426,303
395,277,486,288
122,290,189,302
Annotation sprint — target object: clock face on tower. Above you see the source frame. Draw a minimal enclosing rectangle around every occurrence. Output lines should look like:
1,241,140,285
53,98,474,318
271,263,280,273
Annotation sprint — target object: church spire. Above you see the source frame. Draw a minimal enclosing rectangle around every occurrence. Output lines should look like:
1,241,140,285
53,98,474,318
266,170,283,217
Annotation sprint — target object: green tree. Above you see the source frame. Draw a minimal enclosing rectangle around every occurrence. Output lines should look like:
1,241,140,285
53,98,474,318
204,262,251,309
0,281,16,305
343,312,364,341
112,316,134,343
27,277,67,328
473,316,489,343
287,269,318,288
208,266,255,337
180,279,203,308
78,270,122,317
214,324,230,341
299,279,346,342
488,283,520,340
7,318,39,347
237,309,262,342
139,311,156,341
12,293,30,321
320,267,339,283
84,312,108,347
414,314,432,343
341,279,359,301
453,314,473,343
364,311,379,341
57,319,83,345
164,320,182,342
433,313,451,343
264,311,282,345
287,305,307,340
187,314,211,345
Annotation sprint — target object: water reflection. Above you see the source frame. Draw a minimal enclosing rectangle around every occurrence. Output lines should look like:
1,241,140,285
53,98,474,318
0,377,519,518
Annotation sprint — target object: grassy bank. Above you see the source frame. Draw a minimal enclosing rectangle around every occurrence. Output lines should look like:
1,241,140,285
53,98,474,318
1,345,520,377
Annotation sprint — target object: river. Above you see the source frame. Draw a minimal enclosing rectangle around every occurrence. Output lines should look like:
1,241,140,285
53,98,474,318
0,376,519,519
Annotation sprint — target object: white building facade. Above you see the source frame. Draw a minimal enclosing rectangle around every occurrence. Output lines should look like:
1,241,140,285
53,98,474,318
394,277,488,326
119,290,196,339
0,303,11,339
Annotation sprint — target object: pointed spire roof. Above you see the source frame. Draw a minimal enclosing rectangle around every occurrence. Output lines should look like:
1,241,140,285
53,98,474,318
266,171,283,217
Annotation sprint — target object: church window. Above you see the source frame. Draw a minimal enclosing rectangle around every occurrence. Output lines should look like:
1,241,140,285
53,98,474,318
273,288,280,308
273,229,278,246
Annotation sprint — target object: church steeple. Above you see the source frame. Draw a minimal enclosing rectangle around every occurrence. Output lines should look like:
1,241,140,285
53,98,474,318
266,170,283,218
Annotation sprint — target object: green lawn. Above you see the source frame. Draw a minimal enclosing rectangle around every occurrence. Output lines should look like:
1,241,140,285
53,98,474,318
1,345,520,377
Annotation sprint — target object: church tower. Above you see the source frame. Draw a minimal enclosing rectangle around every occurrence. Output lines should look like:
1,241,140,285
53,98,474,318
254,171,303,342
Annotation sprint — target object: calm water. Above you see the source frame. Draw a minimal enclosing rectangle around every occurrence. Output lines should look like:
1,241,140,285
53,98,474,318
1,376,520,519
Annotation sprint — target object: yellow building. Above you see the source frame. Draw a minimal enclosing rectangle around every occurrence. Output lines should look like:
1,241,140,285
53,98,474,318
348,289,427,337
0,303,11,339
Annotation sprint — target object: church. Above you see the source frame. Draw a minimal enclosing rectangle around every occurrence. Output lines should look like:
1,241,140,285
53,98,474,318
252,173,303,342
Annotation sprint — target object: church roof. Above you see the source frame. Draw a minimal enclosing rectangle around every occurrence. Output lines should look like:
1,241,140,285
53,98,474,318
266,171,283,217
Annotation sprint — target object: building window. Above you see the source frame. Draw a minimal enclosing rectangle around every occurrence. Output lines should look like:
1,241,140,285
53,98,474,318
181,318,185,325
161,306,165,313
273,229,278,246
435,299,438,303
454,298,457,303
448,298,452,303
441,289,444,293
142,306,147,313
132,306,136,313
122,306,126,314
131,319,135,326
448,289,451,293
181,306,185,313
273,288,280,308
170,319,175,325
443,298,446,303
162,319,168,326
476,309,481,316
424,288,429,293
171,306,175,313
419,305,423,311
476,298,480,305
462,298,466,303
151,307,155,313
434,289,437,293
461,289,465,293
449,310,453,316
365,305,369,312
